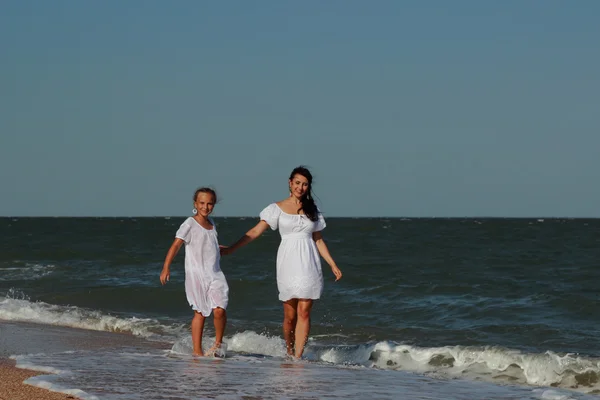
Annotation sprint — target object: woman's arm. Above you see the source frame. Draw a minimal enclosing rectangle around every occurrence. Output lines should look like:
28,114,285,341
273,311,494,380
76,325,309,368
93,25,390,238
221,220,270,255
313,231,342,281
160,238,184,285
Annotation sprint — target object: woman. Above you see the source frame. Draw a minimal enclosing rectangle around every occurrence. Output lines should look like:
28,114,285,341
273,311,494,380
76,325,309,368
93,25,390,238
221,166,342,358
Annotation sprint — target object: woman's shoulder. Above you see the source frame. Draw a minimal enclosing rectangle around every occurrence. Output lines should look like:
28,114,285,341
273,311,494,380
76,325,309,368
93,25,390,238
260,202,282,217
265,202,283,210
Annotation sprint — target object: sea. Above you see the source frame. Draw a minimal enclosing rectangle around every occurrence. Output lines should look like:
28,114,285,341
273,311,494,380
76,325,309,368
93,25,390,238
1,216,600,400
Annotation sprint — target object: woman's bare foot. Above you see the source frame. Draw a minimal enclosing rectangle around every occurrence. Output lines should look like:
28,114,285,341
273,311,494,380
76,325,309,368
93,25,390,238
286,354,302,361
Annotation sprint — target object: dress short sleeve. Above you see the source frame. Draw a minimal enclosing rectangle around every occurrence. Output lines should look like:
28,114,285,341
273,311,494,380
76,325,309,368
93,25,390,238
315,210,326,232
175,219,192,243
259,203,281,230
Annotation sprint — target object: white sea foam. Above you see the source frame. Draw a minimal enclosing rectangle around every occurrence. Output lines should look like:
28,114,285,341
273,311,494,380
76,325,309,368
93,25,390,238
0,263,56,281
227,330,288,357
0,296,184,338
13,344,595,400
11,355,68,374
10,354,99,399
368,342,600,393
25,375,99,400
165,332,600,393
170,330,287,358
533,388,580,400
3,296,600,395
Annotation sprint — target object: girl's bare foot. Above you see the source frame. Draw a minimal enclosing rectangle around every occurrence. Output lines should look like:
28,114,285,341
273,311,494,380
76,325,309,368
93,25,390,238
206,342,226,358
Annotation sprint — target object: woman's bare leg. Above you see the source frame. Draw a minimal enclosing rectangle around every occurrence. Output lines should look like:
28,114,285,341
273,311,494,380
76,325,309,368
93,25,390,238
294,299,313,358
191,311,206,356
283,300,298,356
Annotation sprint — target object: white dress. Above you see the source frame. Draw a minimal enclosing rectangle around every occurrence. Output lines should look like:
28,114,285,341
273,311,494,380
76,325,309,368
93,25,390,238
175,217,229,317
259,203,327,301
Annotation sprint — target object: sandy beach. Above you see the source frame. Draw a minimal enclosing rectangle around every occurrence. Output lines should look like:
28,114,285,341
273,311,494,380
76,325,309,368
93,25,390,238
0,320,171,400
0,358,79,400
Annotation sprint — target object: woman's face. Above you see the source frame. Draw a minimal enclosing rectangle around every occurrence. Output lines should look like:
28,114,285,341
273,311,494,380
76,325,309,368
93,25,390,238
289,174,309,199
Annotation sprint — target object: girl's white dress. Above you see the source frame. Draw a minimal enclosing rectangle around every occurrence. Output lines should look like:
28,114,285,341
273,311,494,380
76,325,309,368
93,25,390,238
176,217,229,317
259,203,327,301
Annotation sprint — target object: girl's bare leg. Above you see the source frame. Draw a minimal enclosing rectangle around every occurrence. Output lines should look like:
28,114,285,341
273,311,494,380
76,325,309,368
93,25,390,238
294,299,313,358
283,300,298,356
205,307,227,357
191,311,206,356
212,307,227,346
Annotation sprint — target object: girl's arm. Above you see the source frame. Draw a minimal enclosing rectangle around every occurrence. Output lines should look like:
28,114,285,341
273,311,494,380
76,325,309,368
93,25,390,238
160,238,184,285
221,221,270,255
313,231,342,281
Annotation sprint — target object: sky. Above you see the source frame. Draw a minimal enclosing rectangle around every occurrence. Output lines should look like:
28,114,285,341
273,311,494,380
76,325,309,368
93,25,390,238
1,1,599,218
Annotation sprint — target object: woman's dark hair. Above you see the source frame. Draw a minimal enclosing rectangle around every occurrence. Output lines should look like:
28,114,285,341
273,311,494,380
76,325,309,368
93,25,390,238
289,166,318,221
193,187,217,203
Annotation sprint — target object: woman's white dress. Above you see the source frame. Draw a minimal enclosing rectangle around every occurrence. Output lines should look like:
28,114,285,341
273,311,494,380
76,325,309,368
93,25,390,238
259,203,327,301
175,217,229,316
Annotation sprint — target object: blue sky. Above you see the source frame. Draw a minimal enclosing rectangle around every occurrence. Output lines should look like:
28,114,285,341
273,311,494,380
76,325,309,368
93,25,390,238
1,1,599,217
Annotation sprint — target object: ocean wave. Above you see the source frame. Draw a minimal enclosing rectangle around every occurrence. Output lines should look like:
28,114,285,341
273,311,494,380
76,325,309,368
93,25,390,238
0,262,56,281
170,330,288,358
3,296,600,394
0,296,185,339
10,356,99,400
366,342,600,394
168,331,600,394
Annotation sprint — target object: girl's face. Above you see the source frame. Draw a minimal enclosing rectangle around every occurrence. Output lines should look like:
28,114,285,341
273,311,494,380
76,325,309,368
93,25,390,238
194,192,216,217
289,174,309,199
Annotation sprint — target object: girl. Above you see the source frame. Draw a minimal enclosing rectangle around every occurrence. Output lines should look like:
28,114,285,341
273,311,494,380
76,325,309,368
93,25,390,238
221,166,342,358
160,187,228,357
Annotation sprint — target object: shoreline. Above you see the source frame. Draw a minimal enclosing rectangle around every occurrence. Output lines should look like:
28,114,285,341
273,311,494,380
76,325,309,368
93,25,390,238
0,358,79,400
0,320,172,400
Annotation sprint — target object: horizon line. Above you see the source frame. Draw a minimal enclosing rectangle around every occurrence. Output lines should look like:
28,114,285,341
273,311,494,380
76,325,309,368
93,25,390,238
2,215,600,220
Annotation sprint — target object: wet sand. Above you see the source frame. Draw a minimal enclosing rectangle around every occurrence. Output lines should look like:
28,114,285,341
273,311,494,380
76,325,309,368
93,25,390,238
0,358,79,400
0,320,170,400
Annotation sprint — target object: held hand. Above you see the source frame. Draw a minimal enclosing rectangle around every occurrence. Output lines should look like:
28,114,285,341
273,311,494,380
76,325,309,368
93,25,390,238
331,266,342,281
160,268,170,285
219,245,232,256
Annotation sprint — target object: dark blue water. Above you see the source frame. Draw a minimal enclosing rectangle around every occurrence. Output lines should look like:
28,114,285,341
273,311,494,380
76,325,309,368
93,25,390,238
2,217,600,398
